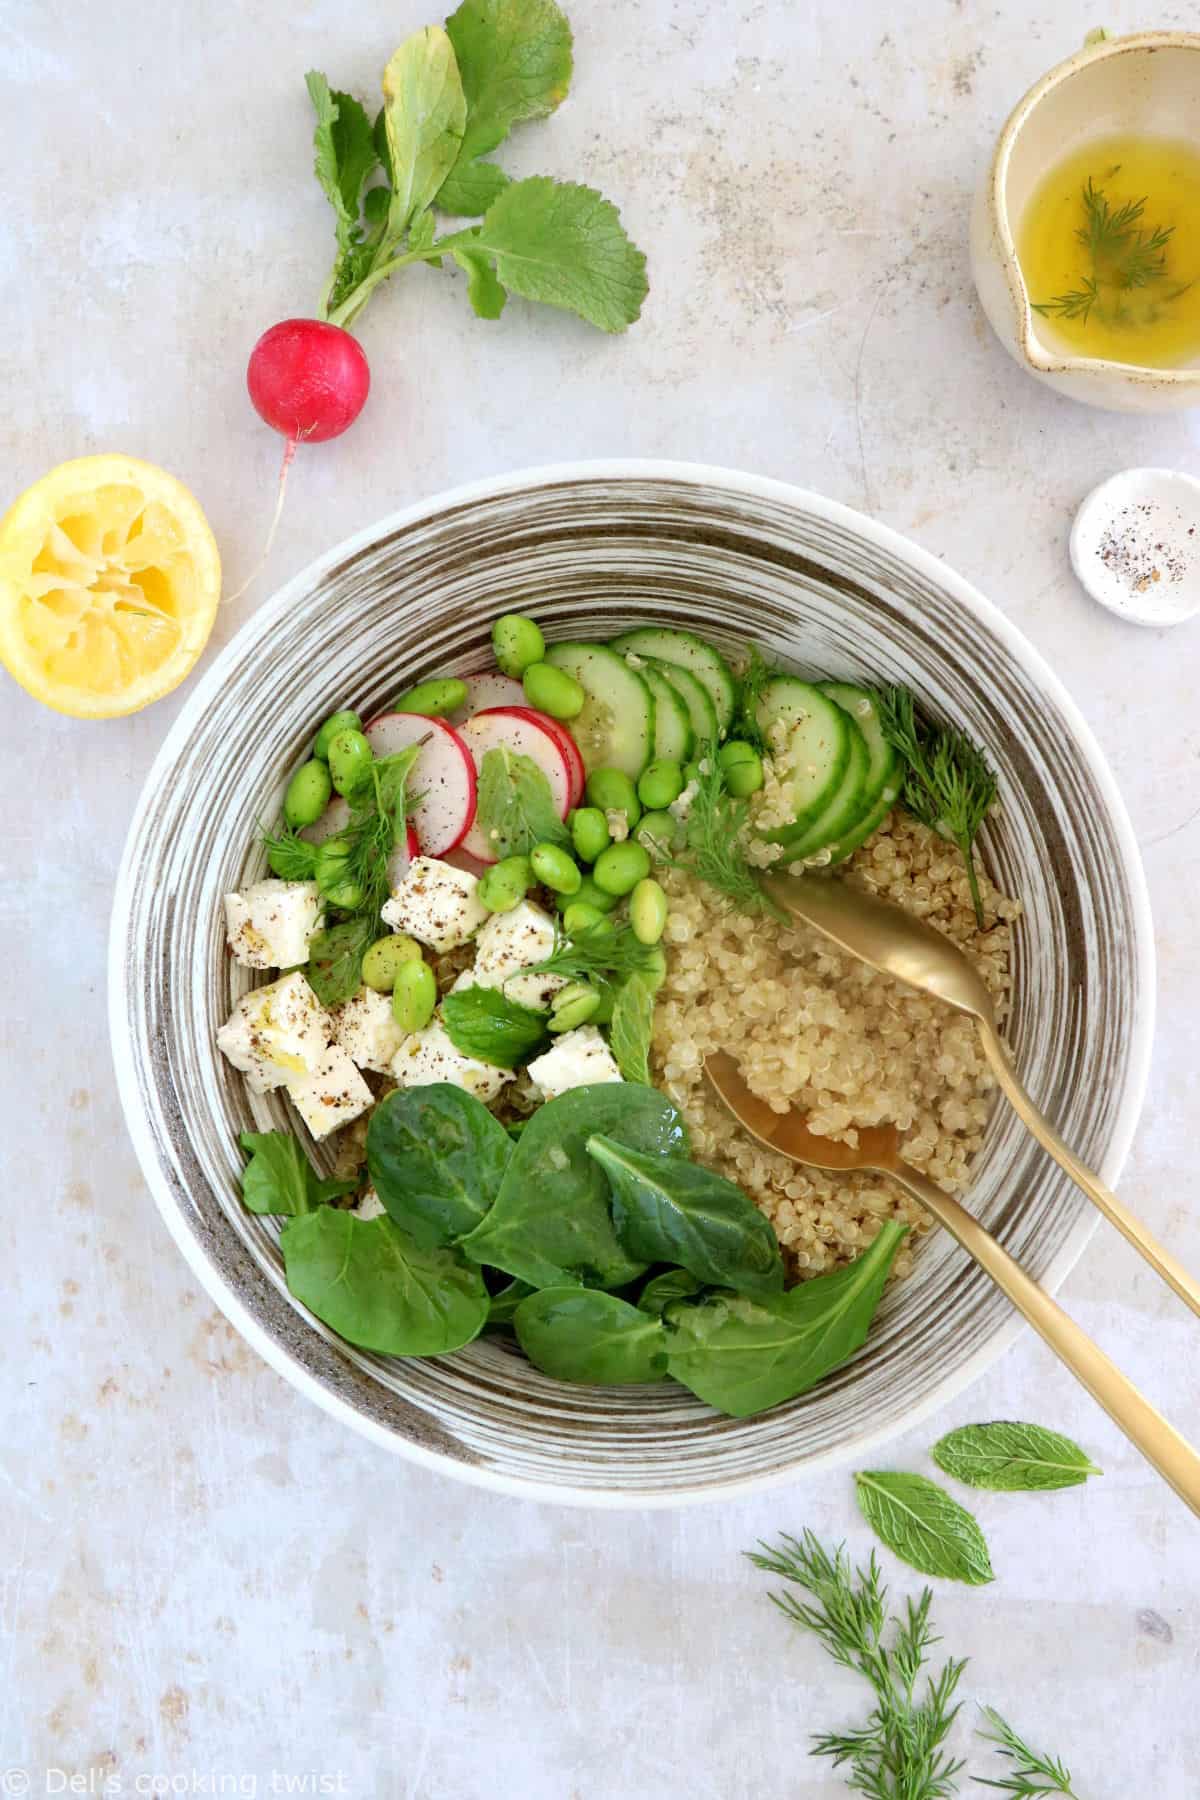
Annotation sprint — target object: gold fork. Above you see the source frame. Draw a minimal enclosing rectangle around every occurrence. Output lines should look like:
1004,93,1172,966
705,1050,1200,1517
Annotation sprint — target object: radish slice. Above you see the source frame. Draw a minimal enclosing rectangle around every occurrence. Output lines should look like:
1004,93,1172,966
387,819,421,891
364,712,477,854
449,670,525,726
486,704,586,807
301,796,351,846
459,710,573,863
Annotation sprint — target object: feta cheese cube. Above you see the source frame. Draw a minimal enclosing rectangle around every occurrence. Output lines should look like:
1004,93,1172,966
473,899,566,1012
391,1021,513,1103
223,880,323,970
380,857,487,954
330,985,405,1074
286,1044,373,1140
448,968,477,993
216,972,331,1093
353,1187,387,1221
527,1026,623,1102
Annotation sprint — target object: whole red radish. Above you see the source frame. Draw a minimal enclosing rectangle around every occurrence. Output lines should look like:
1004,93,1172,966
246,319,370,444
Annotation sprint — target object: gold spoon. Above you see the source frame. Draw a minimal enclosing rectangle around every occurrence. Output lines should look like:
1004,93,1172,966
705,1050,1200,1517
761,870,1200,1321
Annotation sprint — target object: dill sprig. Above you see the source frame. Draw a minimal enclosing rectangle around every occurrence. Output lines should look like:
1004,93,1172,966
875,688,996,930
732,643,778,751
666,749,787,919
533,921,659,986
1033,174,1177,325
748,1531,967,1800
976,1707,1083,1798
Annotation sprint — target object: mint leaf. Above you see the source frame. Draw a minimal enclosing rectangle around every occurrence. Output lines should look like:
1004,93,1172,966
437,0,573,211
468,178,648,332
239,1129,358,1216
437,158,511,217
474,745,570,857
609,970,655,1084
932,1421,1102,1492
441,984,548,1066
453,245,507,317
381,25,467,238
854,1472,995,1585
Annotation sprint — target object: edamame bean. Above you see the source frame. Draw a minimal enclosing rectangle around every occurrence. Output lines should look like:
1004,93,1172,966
530,841,581,895
478,856,533,913
315,838,364,911
362,934,423,992
634,810,678,858
313,709,362,761
585,767,642,827
555,875,618,916
327,727,374,797
392,677,468,717
719,739,765,797
522,661,585,720
593,840,651,897
492,613,545,678
637,758,684,811
548,981,602,1033
283,759,332,829
570,806,611,864
392,958,437,1034
561,901,610,939
642,946,667,991
630,878,668,946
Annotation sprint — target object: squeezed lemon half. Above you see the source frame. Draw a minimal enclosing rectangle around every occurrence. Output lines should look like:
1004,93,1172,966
0,454,221,718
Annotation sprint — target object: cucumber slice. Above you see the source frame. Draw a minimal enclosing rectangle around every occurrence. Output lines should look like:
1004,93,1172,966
644,658,719,748
819,683,900,815
826,777,903,863
544,642,655,779
639,663,694,761
774,715,869,858
610,627,736,734
754,677,850,838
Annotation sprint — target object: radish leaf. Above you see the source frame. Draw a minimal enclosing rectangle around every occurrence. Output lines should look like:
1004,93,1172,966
469,178,648,332
381,26,466,239
437,0,573,213
453,245,507,318
437,158,511,218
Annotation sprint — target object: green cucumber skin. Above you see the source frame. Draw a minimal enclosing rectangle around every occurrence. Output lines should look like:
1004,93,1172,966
544,641,656,779
826,780,902,863
610,627,736,733
639,664,695,761
818,682,899,803
775,717,870,858
755,677,850,838
642,658,719,748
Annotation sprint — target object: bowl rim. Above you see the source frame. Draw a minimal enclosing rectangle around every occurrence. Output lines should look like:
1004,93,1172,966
108,458,1156,1508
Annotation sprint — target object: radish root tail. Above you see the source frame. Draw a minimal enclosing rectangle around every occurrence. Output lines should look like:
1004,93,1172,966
223,433,302,606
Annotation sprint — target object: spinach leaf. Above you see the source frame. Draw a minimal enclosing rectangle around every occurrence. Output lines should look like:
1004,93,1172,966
637,1268,703,1316
474,746,570,859
460,1083,688,1290
441,985,549,1067
238,1129,358,1215
367,1084,512,1248
588,1134,784,1296
380,26,466,240
931,1421,1101,1492
514,1287,670,1384
854,1471,995,1585
664,1222,905,1417
439,0,573,214
608,971,656,1084
280,1208,488,1355
485,1277,535,1327
307,916,375,1007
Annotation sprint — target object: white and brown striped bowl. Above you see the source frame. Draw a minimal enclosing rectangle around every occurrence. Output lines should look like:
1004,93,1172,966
109,462,1154,1507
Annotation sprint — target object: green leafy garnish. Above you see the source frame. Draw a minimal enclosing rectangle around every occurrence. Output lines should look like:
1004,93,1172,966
607,969,657,1084
441,983,550,1067
366,1083,514,1246
306,916,377,1009
1033,176,1181,328
513,1286,670,1384
238,1129,359,1215
976,1707,1083,1798
747,1531,967,1799
262,821,320,881
473,745,571,859
876,688,997,929
534,921,658,987
668,749,786,919
438,0,572,213
932,1421,1101,1492
854,1470,995,1586
485,1277,536,1327
732,644,777,751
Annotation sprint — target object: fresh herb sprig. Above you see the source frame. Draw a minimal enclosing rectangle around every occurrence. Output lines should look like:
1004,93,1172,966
668,749,786,919
732,644,777,751
533,921,660,986
976,1708,1083,1798
875,689,996,929
1032,175,1183,328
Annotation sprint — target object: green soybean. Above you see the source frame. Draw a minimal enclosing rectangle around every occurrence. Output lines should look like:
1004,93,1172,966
523,662,585,721
561,901,610,938
548,982,602,1032
719,739,764,797
393,677,468,717
635,810,678,858
492,613,545,679
313,709,362,761
362,934,423,992
315,838,363,910
630,878,668,946
327,727,374,797
593,840,652,897
585,767,642,826
283,759,332,829
478,856,533,913
637,759,684,810
531,842,581,895
555,875,619,916
392,959,437,1034
570,807,611,865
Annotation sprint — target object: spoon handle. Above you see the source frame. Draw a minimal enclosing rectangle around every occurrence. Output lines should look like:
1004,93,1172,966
976,1024,1200,1322
887,1158,1200,1519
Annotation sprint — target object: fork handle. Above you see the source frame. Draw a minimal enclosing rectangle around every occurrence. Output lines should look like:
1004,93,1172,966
886,1158,1200,1518
975,1022,1200,1322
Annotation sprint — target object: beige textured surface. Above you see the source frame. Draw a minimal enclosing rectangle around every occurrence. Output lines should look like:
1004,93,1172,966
2,0,1197,1791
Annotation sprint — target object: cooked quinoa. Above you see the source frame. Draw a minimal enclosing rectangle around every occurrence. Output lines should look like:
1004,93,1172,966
652,813,1020,1282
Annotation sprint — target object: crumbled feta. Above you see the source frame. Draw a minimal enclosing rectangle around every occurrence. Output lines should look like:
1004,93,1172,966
380,856,487,953
527,1026,623,1102
604,807,630,844
473,899,566,1012
216,972,331,1093
448,968,477,993
391,1020,513,1103
223,880,324,970
330,984,405,1074
286,1044,373,1140
670,779,700,825
353,1187,387,1221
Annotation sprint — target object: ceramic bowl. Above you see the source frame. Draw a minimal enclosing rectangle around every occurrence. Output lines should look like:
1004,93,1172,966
971,31,1200,411
109,463,1155,1507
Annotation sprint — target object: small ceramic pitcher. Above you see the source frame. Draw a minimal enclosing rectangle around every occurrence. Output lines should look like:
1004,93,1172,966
971,30,1200,412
